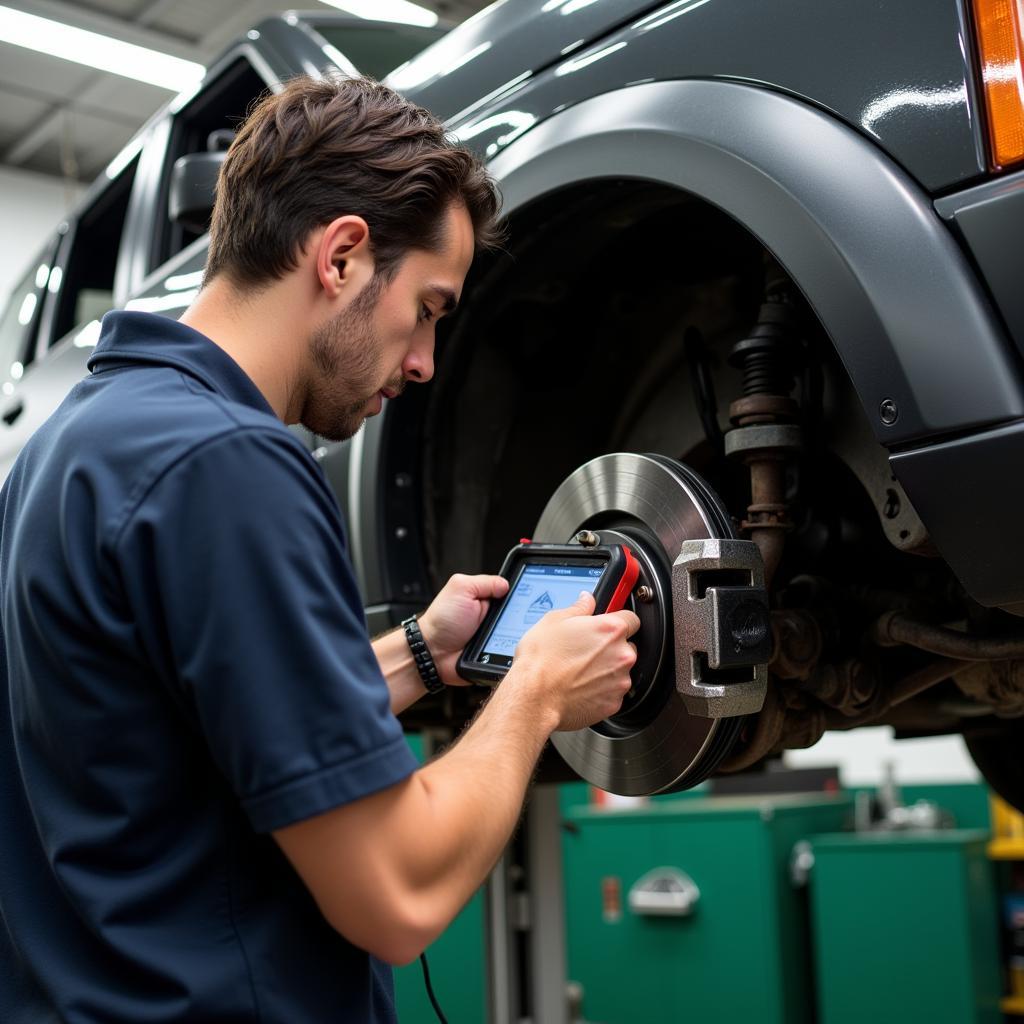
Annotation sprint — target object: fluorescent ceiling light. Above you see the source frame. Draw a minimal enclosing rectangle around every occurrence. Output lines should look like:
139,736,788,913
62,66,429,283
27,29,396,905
318,0,439,29
0,6,203,92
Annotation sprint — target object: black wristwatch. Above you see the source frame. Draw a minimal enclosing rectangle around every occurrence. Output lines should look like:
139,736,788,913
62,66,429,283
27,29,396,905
401,615,445,695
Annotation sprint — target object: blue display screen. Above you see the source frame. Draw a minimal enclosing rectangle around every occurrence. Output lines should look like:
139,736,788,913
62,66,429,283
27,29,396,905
479,562,605,667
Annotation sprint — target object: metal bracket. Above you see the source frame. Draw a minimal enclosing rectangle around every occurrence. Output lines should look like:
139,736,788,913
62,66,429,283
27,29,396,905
672,538,770,718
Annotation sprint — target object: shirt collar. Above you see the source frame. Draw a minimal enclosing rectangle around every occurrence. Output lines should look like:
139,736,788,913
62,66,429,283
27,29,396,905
88,310,277,418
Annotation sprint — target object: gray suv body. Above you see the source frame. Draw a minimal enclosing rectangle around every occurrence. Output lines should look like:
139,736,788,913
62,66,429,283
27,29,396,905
3,1,1024,804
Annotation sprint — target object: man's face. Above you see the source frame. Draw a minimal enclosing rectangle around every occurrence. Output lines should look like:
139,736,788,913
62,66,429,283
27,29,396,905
302,203,475,441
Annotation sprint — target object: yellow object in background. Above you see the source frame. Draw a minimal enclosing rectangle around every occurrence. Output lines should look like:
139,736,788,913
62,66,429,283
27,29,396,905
989,794,1024,860
989,795,1024,1015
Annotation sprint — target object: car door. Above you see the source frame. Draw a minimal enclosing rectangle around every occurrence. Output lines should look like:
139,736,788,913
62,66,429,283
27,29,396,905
0,148,144,485
0,237,61,481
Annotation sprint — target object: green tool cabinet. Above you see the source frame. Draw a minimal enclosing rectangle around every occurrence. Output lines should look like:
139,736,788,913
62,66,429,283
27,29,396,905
808,830,1001,1024
563,793,852,1024
393,889,486,1022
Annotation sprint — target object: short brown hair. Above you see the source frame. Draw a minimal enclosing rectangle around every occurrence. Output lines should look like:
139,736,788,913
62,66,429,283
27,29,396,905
205,75,503,288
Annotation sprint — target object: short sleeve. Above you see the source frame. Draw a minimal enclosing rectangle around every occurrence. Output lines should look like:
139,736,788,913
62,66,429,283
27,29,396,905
112,428,417,832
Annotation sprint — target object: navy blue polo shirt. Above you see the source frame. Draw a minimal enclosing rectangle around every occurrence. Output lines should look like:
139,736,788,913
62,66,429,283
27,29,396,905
0,310,418,1022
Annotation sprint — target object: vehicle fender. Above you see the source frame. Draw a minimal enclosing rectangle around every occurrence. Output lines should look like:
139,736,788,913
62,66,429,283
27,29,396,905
487,79,1024,447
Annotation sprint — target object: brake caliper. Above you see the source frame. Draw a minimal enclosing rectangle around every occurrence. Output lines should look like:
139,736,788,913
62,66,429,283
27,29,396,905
672,538,770,718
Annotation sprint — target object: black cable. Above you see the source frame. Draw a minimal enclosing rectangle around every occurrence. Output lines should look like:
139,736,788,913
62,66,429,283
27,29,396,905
419,952,448,1024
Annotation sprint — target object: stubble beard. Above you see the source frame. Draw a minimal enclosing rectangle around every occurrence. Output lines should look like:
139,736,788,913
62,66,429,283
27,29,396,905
304,276,401,442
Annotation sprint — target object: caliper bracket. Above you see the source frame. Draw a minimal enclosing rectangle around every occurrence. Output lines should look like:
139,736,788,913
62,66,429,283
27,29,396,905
672,538,770,718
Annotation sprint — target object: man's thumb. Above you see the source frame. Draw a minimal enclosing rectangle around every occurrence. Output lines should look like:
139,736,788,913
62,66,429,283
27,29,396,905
544,590,596,622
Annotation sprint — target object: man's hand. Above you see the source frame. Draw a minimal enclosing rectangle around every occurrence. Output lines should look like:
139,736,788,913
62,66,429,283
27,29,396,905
418,573,509,685
509,592,641,732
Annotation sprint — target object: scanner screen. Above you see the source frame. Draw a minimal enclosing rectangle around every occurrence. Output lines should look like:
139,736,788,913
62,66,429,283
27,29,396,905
479,562,606,667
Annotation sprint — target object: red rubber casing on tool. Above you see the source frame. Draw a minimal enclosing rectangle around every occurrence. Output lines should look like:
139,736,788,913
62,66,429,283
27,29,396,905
605,546,640,613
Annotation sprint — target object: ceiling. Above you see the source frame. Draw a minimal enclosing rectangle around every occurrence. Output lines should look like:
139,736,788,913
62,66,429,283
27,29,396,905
0,0,489,183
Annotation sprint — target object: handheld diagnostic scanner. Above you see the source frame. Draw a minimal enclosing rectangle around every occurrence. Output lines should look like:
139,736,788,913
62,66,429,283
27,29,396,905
457,540,640,685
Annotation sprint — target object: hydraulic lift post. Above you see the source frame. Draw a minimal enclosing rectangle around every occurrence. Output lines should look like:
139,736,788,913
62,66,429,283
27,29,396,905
486,785,570,1024
420,731,570,1024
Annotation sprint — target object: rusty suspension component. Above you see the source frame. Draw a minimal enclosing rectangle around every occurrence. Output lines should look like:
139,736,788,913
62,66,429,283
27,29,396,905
873,610,1024,718
955,661,1024,717
723,656,974,771
723,270,802,587
727,605,1024,770
721,603,1001,770
872,610,1024,660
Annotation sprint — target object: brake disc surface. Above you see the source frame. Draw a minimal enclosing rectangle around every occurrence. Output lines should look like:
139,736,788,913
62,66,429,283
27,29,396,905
534,452,742,795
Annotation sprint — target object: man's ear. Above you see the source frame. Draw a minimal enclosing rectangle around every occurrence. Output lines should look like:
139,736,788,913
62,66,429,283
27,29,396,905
316,215,373,298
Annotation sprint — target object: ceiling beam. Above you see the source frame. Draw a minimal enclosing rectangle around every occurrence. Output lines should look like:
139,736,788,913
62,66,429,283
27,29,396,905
4,84,141,169
0,78,143,123
5,95,88,168
2,0,196,171
134,0,187,31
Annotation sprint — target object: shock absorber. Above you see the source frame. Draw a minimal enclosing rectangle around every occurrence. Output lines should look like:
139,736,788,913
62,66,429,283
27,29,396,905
724,264,803,588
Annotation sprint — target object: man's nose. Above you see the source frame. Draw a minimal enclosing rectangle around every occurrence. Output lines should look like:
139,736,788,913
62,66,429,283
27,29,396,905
403,340,435,384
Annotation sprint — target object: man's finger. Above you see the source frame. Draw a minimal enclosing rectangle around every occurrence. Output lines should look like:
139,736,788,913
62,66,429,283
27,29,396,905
546,591,596,620
452,573,509,599
608,609,642,637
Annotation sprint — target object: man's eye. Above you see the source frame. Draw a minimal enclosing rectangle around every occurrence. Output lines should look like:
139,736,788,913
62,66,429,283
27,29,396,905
419,304,434,323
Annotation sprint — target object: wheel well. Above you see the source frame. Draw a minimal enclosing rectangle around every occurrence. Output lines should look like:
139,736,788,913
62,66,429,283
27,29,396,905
400,176,1021,768
421,179,852,586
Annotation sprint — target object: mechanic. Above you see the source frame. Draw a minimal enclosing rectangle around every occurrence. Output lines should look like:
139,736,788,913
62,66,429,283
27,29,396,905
0,75,639,1023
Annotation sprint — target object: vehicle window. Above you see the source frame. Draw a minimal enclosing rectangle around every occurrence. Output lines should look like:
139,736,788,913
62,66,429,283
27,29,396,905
51,156,139,347
0,246,55,395
312,23,444,80
154,58,270,270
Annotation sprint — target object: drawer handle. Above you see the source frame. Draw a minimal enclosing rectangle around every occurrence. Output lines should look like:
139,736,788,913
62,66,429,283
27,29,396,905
628,867,700,918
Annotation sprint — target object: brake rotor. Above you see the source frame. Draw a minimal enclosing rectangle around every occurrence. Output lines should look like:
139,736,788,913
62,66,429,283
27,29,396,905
534,452,742,796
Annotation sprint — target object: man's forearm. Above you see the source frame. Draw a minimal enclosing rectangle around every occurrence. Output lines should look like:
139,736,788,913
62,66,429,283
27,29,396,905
370,629,551,939
397,671,556,938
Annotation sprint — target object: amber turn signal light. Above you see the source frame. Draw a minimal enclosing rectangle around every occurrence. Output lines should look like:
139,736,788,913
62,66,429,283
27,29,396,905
972,0,1024,169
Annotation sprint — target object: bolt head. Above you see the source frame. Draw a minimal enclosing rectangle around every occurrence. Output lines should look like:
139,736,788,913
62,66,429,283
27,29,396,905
879,399,899,426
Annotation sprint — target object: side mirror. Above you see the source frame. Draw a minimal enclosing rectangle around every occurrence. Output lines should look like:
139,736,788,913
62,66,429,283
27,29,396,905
168,130,234,234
